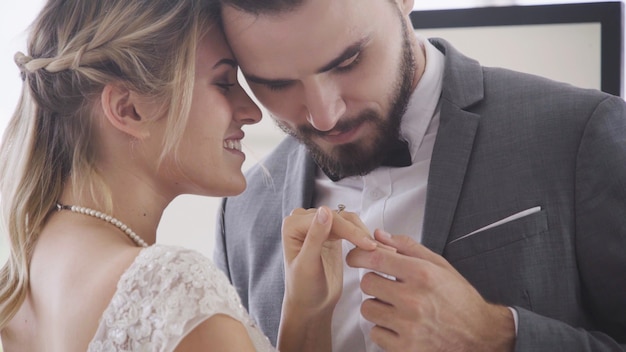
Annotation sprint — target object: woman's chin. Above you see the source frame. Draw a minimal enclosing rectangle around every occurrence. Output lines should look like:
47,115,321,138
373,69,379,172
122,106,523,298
205,177,247,198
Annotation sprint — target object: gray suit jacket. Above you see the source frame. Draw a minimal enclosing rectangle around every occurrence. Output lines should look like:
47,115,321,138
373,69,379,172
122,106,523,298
215,39,626,351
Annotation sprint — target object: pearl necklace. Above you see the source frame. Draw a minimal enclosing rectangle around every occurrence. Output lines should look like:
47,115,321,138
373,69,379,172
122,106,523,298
56,203,149,248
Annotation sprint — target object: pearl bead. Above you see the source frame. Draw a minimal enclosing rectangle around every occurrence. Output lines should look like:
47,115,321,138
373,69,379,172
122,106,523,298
56,203,148,248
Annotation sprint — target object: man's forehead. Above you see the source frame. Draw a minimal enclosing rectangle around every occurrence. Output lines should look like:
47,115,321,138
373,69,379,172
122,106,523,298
221,0,350,35
221,0,397,48
222,1,368,78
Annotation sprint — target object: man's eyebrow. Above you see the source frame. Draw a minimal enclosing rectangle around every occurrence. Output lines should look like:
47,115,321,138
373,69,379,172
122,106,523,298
245,74,293,86
316,37,370,74
244,36,371,85
213,58,237,69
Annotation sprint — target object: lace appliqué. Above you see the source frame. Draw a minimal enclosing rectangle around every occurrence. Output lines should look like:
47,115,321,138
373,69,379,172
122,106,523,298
88,245,275,352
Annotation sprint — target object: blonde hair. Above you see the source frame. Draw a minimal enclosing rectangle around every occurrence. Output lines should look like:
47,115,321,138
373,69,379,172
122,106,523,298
0,0,217,328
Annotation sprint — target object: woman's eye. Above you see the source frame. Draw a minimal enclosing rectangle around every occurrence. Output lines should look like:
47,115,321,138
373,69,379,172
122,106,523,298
216,82,236,92
336,52,361,72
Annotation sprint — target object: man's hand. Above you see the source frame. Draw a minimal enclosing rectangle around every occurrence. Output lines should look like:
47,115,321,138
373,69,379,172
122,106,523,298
346,230,516,352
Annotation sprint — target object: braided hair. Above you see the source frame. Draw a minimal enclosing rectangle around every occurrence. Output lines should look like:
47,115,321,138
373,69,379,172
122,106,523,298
0,0,217,328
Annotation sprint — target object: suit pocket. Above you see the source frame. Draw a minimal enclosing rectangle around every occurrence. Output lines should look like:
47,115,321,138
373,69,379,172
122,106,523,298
444,209,548,262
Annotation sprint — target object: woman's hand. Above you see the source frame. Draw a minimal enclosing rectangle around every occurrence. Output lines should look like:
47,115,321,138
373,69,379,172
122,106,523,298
281,206,376,312
278,206,376,352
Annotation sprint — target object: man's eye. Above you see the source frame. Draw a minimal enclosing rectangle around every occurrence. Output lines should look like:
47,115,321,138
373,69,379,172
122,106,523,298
336,52,361,72
265,81,293,91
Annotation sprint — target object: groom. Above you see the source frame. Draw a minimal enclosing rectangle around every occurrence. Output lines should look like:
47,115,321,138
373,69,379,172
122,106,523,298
214,0,626,350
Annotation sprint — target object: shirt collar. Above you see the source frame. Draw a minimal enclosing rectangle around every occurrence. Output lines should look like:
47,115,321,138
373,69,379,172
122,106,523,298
400,36,446,159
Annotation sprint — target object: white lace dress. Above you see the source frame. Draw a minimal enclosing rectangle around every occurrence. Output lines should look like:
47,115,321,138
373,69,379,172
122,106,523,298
87,244,276,351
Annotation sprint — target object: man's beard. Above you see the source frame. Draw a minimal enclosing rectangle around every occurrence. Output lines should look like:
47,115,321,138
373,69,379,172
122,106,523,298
275,24,416,180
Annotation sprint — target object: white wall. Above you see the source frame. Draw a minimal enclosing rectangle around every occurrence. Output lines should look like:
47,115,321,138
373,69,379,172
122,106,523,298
0,0,46,266
0,0,623,265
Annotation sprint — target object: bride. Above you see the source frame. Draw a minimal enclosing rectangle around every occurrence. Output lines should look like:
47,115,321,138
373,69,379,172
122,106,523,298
0,0,377,350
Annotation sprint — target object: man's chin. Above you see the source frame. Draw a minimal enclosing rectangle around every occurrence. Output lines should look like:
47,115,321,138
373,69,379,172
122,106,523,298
315,146,385,179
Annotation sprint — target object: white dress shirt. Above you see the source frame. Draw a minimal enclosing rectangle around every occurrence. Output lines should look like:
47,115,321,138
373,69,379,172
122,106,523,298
314,36,445,352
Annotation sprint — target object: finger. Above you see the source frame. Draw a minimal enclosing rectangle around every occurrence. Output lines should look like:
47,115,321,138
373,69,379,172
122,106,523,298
346,245,418,281
374,229,450,268
282,209,317,243
363,300,404,350
336,211,370,236
369,325,397,352
361,297,397,331
283,208,317,242
360,271,399,302
330,212,377,250
282,208,332,266
294,206,335,264
374,239,397,253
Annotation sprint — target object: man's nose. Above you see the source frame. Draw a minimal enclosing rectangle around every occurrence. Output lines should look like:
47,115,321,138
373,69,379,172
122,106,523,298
303,77,346,131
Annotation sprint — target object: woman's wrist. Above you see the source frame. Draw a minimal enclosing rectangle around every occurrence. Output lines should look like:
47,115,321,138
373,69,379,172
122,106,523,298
277,303,334,352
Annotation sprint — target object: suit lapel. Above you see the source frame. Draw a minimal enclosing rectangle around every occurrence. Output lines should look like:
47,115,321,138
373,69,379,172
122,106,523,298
422,39,484,254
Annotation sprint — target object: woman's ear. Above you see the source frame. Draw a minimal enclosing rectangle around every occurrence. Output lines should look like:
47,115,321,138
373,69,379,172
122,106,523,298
100,84,151,139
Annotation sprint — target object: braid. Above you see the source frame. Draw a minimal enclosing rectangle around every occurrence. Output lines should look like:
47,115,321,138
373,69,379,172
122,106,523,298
0,0,217,330
15,45,90,79
16,38,111,75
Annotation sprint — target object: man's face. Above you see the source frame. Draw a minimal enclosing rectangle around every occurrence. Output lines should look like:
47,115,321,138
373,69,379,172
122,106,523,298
222,0,420,179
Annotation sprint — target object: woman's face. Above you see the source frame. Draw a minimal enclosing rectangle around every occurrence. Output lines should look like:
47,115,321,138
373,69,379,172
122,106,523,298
154,25,262,198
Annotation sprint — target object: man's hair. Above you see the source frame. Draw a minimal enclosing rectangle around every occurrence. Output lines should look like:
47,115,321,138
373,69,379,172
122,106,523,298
219,0,398,16
219,0,306,15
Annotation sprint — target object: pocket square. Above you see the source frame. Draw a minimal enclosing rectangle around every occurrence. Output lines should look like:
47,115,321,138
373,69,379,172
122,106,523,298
449,206,542,244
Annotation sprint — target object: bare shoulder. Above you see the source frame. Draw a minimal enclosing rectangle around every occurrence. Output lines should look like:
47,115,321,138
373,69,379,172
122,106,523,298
30,227,143,300
25,223,144,350
174,314,258,352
